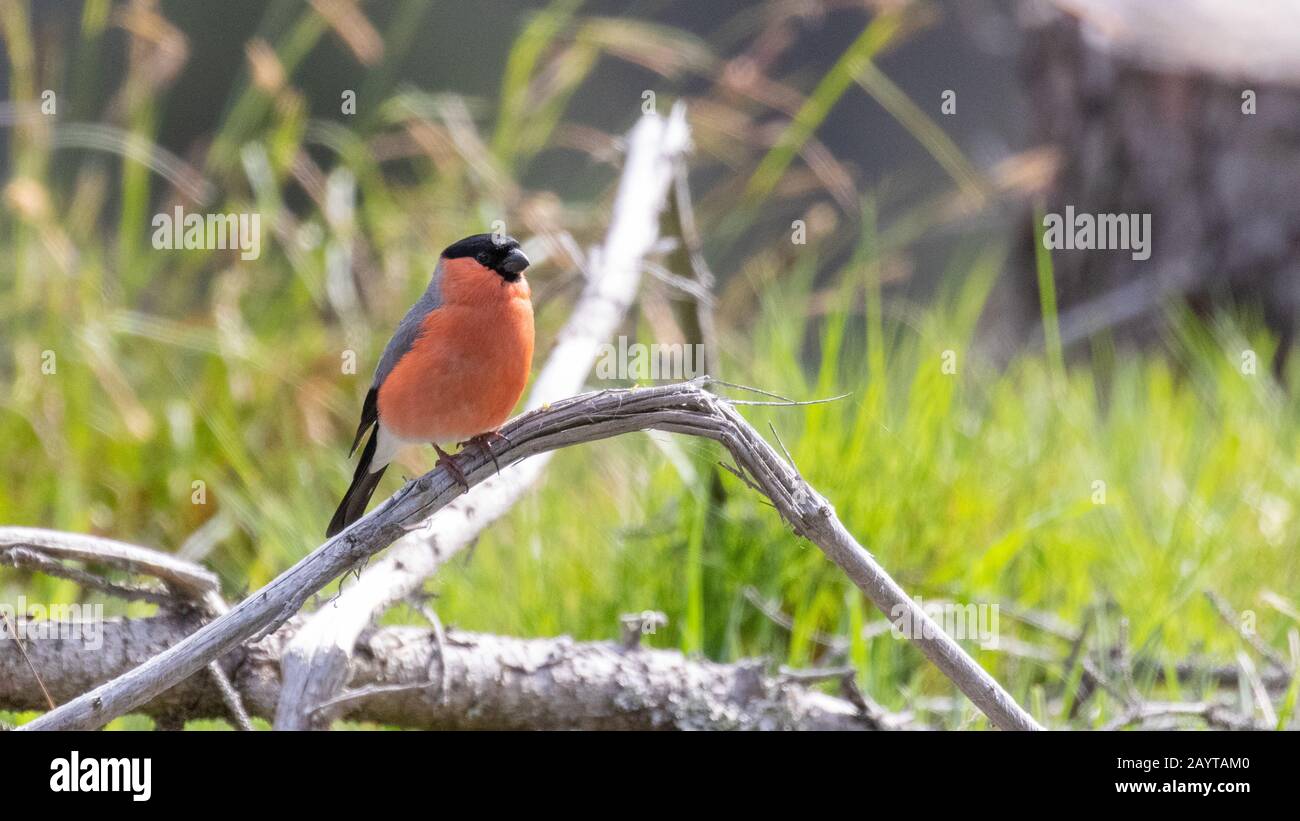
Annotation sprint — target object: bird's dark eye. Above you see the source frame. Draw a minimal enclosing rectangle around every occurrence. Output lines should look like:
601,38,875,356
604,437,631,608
476,252,490,265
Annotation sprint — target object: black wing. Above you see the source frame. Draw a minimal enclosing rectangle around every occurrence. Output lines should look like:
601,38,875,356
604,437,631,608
348,388,378,457
346,265,445,456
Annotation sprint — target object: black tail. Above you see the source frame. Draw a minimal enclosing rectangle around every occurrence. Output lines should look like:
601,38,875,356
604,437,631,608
326,425,387,537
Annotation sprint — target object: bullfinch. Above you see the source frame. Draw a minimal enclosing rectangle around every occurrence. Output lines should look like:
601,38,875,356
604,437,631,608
327,233,533,537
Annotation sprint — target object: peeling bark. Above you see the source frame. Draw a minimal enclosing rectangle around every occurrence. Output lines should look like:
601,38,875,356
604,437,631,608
0,614,878,731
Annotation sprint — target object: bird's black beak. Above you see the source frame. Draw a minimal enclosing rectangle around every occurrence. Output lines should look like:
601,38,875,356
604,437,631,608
499,247,530,276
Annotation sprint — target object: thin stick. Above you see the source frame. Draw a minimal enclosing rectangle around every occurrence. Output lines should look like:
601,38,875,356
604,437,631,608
1206,590,1289,673
1,610,55,710
2,546,176,606
206,662,254,731
0,527,219,599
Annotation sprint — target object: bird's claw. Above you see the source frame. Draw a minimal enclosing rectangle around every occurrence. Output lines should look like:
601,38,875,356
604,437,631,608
459,431,510,476
433,444,470,490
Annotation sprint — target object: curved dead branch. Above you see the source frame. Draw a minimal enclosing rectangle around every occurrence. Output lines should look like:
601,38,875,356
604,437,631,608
16,378,1042,731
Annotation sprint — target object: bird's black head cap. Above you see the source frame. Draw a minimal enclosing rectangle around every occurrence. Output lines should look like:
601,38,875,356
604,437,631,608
442,233,530,281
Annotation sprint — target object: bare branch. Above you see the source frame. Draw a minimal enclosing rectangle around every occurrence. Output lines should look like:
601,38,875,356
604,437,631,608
1101,701,1262,732
1235,650,1278,728
743,585,849,655
18,378,1042,731
2,546,176,606
206,661,254,731
1206,590,1289,673
0,526,220,601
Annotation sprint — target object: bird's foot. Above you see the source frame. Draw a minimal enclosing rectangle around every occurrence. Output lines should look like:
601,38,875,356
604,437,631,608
459,431,510,476
433,444,470,490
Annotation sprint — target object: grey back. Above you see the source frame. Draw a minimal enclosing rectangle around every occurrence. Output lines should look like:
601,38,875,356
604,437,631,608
372,263,445,389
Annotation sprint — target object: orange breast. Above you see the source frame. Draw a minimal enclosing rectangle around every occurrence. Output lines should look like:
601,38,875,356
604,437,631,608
377,288,534,443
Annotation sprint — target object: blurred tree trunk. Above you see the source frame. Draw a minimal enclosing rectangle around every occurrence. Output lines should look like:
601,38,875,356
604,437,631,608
1014,0,1300,363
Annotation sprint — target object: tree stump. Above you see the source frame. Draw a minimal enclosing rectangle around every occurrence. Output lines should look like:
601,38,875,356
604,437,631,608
1014,0,1300,359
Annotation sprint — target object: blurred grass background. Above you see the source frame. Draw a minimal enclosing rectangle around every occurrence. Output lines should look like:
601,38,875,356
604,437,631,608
2,0,1299,730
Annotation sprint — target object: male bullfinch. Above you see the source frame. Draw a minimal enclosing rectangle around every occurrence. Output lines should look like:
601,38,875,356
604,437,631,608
326,233,533,537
